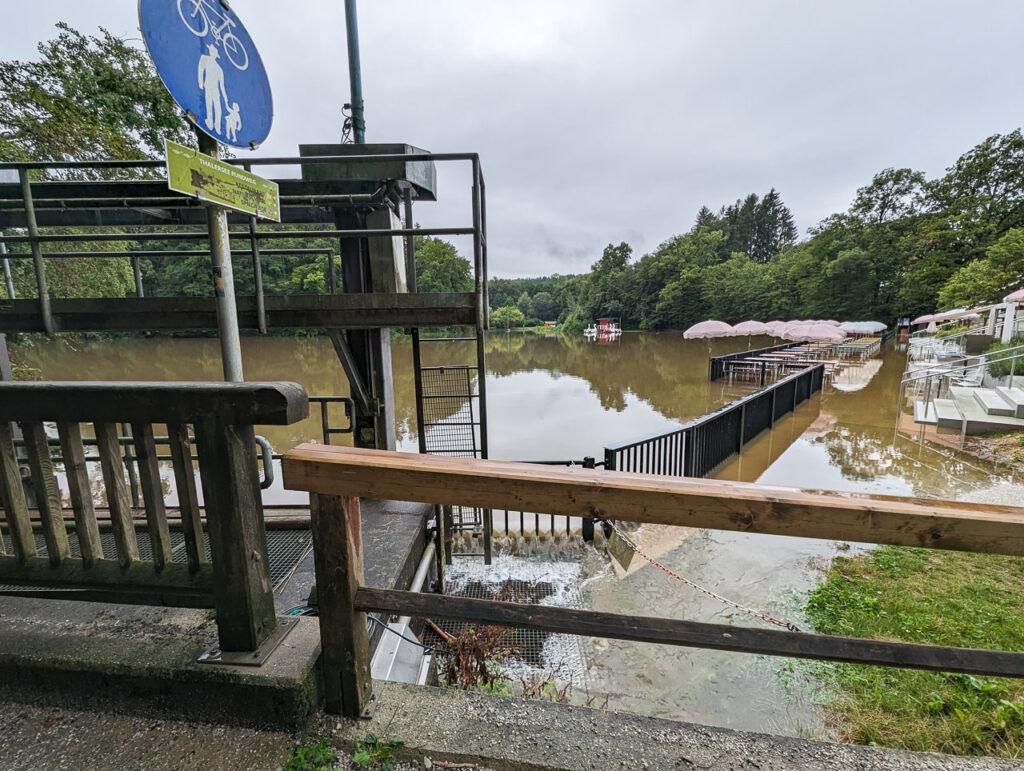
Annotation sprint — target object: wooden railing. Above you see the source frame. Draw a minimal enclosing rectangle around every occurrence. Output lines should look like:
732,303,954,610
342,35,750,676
0,381,308,651
283,445,1024,716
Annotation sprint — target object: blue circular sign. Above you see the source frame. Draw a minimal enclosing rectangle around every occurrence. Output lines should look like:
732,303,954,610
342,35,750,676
140,0,273,149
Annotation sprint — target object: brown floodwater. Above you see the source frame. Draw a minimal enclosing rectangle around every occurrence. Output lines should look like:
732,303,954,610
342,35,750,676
14,332,1016,736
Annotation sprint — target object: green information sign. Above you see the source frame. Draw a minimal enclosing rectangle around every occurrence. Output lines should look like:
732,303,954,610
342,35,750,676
165,139,280,221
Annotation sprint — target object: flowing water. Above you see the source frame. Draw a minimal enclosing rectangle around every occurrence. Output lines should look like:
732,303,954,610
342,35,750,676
14,331,1017,737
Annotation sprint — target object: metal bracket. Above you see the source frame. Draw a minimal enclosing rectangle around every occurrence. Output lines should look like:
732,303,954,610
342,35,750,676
197,616,299,666
360,691,378,719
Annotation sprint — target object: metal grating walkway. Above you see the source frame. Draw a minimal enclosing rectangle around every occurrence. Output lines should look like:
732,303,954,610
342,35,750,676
1,528,313,593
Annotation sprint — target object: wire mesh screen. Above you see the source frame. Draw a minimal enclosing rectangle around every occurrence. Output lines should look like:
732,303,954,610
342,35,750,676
421,365,484,533
420,366,480,458
421,565,587,688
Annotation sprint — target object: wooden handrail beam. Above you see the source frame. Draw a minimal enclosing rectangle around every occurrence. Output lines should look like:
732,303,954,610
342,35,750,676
283,445,1024,557
356,587,1024,679
0,381,308,424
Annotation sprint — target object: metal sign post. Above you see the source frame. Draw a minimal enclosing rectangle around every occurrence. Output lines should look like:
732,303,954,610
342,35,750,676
141,0,277,381
197,132,244,382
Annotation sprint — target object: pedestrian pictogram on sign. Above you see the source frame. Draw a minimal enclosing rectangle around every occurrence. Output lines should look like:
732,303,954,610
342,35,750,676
140,0,273,149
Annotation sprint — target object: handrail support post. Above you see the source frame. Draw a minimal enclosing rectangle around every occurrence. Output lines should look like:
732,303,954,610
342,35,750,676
309,492,372,716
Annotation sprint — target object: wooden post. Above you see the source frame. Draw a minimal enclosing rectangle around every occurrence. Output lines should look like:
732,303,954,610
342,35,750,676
309,492,372,716
195,417,276,651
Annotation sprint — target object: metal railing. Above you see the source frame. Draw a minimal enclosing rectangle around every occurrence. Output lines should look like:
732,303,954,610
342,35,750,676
708,342,796,381
604,365,825,478
0,151,489,334
282,446,1024,717
899,344,1024,417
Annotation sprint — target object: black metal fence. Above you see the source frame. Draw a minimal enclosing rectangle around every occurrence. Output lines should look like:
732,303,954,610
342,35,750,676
604,364,824,477
708,342,796,380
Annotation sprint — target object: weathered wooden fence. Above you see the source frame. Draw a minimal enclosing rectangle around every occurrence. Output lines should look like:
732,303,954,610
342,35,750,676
604,364,824,477
283,445,1024,716
0,381,308,651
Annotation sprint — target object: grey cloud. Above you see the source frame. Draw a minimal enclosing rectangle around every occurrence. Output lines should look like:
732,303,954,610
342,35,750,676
5,1,1024,277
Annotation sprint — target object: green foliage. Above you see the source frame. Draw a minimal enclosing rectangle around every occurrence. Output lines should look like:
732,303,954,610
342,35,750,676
984,337,1024,378
415,236,473,293
939,228,1024,309
285,739,337,771
806,546,1024,757
0,22,193,168
490,305,525,330
352,733,404,770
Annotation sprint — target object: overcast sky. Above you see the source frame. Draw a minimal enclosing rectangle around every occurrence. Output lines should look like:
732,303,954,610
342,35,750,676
4,1,1023,277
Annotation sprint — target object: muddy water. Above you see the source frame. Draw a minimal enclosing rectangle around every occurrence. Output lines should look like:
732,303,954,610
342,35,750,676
14,333,1014,736
14,331,761,461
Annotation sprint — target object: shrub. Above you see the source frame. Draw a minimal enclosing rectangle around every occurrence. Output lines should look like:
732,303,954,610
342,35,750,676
984,337,1024,378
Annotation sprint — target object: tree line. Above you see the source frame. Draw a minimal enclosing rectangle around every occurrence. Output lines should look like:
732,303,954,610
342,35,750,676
491,133,1024,333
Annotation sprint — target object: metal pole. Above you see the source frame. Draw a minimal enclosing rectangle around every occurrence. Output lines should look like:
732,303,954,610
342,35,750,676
247,218,267,334
344,0,366,144
197,131,244,381
18,169,54,335
242,163,268,335
0,233,15,299
132,255,145,298
403,187,416,293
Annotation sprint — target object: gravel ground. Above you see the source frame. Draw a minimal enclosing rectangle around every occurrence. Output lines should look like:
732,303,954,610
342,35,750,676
0,699,494,771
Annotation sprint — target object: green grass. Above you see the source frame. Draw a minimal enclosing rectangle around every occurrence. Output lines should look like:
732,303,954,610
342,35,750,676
805,546,1024,758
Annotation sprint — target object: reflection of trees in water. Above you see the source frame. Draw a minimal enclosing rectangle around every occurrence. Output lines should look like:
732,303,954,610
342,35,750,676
17,331,757,451
812,424,988,498
482,331,753,420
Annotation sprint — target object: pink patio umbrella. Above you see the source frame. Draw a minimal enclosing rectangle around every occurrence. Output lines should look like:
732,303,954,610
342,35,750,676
683,320,737,339
1004,288,1024,303
684,319,737,354
733,320,770,348
784,323,846,343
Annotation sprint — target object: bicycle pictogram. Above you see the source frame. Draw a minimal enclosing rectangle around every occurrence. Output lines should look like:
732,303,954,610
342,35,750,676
177,0,249,71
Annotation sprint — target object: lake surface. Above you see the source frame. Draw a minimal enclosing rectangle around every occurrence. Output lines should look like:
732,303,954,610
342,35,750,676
15,331,1017,737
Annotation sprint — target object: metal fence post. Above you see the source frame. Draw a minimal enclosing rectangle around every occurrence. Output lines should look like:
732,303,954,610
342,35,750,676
603,447,617,472
17,169,53,335
132,256,145,298
1,233,15,300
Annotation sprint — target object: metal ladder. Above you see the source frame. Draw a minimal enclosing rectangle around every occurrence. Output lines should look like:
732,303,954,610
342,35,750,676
411,327,491,563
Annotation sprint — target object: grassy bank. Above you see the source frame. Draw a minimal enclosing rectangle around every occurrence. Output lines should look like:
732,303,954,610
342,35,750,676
805,545,1024,758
